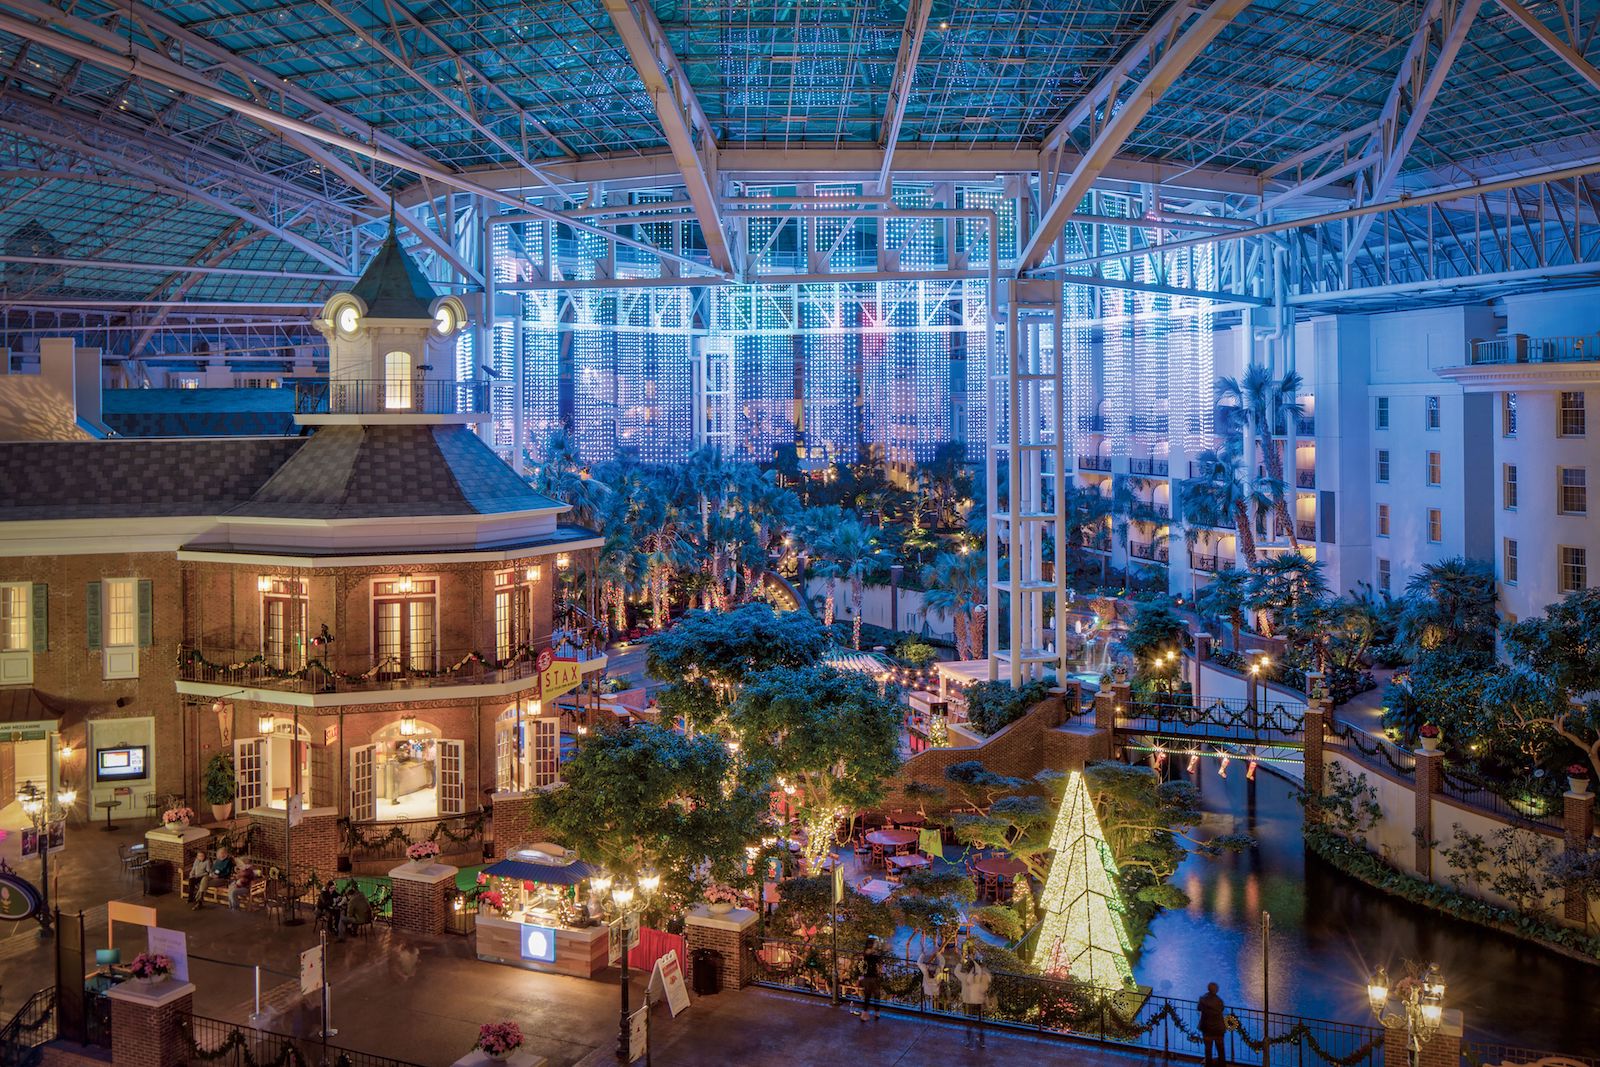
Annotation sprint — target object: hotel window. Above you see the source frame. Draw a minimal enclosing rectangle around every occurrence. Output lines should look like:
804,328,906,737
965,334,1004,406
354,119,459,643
1502,393,1517,437
1377,558,1391,592
1503,465,1518,509
105,579,136,647
1376,504,1390,537
1560,467,1588,515
1561,391,1586,437
1426,451,1441,486
493,569,536,661
1376,449,1390,483
384,351,413,410
1375,396,1389,429
260,577,308,670
1504,539,1518,585
0,584,28,652
1425,395,1441,430
373,577,437,672
1560,546,1587,593
91,577,149,681
1427,508,1442,543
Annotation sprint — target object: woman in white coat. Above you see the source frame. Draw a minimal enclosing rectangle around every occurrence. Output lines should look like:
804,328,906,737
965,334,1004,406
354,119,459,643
954,945,992,1049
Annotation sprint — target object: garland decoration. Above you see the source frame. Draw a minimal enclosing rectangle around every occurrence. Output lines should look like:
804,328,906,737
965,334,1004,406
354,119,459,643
177,643,547,689
1225,1013,1384,1067
338,808,489,853
179,1019,363,1067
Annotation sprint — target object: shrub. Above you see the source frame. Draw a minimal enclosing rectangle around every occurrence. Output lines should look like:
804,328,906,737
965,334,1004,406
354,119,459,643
964,677,1056,736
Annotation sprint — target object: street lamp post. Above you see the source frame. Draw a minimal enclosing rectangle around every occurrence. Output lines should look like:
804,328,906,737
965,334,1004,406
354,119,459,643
17,781,75,937
1367,964,1446,1067
607,870,659,1063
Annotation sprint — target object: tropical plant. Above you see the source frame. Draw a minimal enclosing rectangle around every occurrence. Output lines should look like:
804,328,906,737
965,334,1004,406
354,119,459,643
1116,597,1192,669
1396,556,1498,655
964,677,1055,736
1181,439,1272,567
203,753,236,806
1500,589,1600,780
1245,552,1328,639
1194,567,1250,649
821,517,890,649
1217,364,1303,549
529,429,606,528
922,550,985,660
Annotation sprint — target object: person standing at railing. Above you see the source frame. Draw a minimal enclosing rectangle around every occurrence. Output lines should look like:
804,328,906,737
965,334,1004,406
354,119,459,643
856,935,883,1021
1198,982,1228,1065
916,950,944,1012
955,947,991,1049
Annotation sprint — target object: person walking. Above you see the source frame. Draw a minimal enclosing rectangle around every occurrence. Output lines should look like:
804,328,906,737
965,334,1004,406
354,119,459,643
857,936,883,1021
955,946,992,1049
1198,982,1228,1066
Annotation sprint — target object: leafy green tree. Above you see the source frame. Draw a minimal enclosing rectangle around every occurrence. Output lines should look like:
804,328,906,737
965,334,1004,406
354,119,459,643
771,874,897,953
1116,597,1192,675
1500,589,1600,779
729,665,902,864
821,517,890,649
533,726,767,905
1380,646,1497,746
1245,552,1327,639
963,677,1055,736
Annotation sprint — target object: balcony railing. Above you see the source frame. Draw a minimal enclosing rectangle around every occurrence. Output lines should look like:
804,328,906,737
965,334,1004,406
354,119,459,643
1077,454,1112,472
1189,551,1237,573
177,642,598,696
1129,457,1169,476
1469,334,1600,365
294,379,489,416
1128,541,1169,563
1132,502,1171,522
1274,519,1318,541
1295,468,1316,488
1271,415,1316,435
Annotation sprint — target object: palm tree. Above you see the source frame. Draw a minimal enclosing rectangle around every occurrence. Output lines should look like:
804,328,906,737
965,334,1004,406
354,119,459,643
798,505,848,624
1195,567,1250,650
922,551,985,660
1245,552,1328,639
530,429,605,528
1218,365,1303,550
823,517,888,650
1397,556,1498,654
1181,439,1272,567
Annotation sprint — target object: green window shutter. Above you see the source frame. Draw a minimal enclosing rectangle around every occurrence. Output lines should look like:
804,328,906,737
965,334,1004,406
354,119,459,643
30,583,46,653
85,581,101,650
137,580,153,648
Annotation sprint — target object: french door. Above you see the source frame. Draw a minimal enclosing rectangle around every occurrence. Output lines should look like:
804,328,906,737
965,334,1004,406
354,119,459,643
234,737,267,813
349,745,375,823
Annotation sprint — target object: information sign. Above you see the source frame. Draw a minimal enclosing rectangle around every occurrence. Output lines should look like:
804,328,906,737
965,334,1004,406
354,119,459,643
147,927,190,982
651,949,691,1017
300,944,324,995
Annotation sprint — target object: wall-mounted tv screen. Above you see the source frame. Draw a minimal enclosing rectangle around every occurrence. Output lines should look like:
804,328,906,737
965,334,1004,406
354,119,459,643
95,746,147,783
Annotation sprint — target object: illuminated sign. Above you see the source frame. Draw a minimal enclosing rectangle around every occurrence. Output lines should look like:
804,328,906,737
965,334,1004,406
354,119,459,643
539,658,582,702
520,923,557,963
0,873,40,921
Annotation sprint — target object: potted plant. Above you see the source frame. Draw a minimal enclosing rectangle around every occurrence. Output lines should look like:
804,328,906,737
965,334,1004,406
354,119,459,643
204,753,236,823
474,1021,523,1062
405,840,441,866
128,952,173,987
1568,764,1592,796
162,806,194,832
703,882,740,915
1418,723,1441,753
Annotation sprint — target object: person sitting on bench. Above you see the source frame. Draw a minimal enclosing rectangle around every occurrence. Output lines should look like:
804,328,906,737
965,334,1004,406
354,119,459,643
192,847,235,910
227,864,258,910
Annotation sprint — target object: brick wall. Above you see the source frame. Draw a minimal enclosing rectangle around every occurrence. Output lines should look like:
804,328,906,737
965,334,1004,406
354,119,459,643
1413,750,1443,876
247,810,340,884
1302,704,1327,821
1563,791,1595,922
1381,1011,1461,1067
879,685,1103,813
486,791,558,856
390,864,455,936
107,982,194,1067
685,908,758,992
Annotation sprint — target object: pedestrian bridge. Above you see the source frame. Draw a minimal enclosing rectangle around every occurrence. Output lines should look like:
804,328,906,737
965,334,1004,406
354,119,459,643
1112,696,1308,751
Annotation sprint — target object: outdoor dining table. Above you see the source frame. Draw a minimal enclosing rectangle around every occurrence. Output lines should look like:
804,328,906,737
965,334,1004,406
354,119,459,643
857,878,895,903
886,853,930,871
864,829,918,849
973,855,1028,901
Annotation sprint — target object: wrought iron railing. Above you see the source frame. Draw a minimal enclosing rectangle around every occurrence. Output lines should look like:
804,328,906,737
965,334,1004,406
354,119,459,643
1325,723,1416,780
185,1014,429,1067
1118,696,1307,746
1128,541,1169,563
177,643,576,695
1439,770,1564,833
1469,334,1600,365
293,378,488,416
0,988,55,1067
1188,552,1236,573
751,939,1384,1067
341,808,488,866
1077,454,1112,472
1130,457,1169,476
1295,469,1316,488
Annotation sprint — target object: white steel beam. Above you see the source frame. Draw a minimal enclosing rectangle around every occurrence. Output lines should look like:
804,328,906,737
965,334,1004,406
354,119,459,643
1345,0,1485,259
875,0,933,195
1495,0,1600,94
602,0,734,274
0,9,726,279
0,253,351,282
1019,0,1255,271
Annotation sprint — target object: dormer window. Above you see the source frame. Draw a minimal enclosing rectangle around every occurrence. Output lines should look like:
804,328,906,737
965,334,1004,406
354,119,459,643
385,352,413,410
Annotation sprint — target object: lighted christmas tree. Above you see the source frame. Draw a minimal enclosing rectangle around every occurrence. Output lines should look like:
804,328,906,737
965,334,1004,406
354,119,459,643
1030,769,1135,989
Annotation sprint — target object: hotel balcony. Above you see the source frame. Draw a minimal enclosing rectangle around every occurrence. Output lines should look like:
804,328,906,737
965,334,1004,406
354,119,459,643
1189,551,1236,573
293,379,490,420
1469,334,1600,365
1129,457,1169,477
1295,468,1316,488
176,642,605,707
1273,518,1318,541
1077,454,1113,472
1128,540,1169,563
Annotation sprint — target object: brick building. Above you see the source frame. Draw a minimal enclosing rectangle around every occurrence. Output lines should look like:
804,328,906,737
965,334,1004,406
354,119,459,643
0,226,602,867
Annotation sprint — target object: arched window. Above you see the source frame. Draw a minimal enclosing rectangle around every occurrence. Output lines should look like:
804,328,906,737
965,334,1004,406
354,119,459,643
384,351,413,409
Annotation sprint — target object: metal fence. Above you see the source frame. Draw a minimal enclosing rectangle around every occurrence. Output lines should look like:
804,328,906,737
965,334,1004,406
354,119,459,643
185,1014,430,1067
1118,696,1307,747
0,988,55,1067
293,378,489,416
751,939,1384,1067
1462,1039,1600,1066
177,643,544,696
1439,771,1565,834
342,809,487,867
1325,723,1417,781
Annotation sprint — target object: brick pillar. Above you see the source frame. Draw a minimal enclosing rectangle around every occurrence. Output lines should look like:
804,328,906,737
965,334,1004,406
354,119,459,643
1381,1009,1462,1067
1563,789,1595,922
487,791,559,859
249,809,342,885
1302,703,1327,820
143,826,212,897
1413,749,1443,878
107,980,195,1067
389,861,458,936
685,905,759,992
1193,632,1213,662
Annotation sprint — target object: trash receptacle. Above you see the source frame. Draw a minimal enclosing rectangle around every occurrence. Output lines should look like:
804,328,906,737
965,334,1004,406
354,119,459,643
691,948,722,995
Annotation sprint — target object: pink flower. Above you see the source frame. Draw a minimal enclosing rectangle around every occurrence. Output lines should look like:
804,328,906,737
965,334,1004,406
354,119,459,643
476,1021,523,1055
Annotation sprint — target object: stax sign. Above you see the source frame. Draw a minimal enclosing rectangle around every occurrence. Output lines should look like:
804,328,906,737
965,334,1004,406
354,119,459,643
539,655,582,702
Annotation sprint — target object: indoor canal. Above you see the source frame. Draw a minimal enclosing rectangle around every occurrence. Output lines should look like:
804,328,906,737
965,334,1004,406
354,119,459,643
1131,761,1600,1056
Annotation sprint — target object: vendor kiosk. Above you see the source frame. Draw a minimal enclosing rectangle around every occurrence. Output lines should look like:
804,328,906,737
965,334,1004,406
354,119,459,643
473,845,610,978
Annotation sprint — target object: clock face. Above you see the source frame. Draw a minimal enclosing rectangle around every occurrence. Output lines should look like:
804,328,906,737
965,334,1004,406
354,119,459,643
335,305,360,335
433,304,456,336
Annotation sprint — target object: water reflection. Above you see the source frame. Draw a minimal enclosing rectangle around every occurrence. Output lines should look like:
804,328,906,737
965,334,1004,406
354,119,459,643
1132,762,1600,1053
